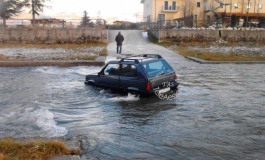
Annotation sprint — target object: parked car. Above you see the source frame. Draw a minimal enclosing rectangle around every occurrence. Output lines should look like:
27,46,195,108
85,54,179,97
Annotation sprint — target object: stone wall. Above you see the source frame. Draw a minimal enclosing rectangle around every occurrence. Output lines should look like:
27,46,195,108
150,29,265,43
0,28,108,44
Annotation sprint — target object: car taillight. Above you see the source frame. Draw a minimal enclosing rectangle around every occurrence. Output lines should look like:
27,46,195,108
146,81,151,92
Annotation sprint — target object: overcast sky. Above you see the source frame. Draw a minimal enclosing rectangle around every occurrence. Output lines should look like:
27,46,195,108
42,0,143,22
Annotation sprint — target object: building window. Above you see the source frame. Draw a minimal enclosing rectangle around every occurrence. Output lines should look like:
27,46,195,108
234,3,238,9
197,2,200,8
247,3,251,9
165,1,169,10
259,4,263,9
172,1,176,10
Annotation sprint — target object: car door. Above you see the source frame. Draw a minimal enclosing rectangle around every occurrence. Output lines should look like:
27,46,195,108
98,63,120,89
119,64,146,92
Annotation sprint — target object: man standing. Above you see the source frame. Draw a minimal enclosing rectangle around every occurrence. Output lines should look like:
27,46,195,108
115,32,124,54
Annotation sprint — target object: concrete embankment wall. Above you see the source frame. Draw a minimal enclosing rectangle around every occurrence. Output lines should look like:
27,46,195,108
0,28,108,44
149,29,265,43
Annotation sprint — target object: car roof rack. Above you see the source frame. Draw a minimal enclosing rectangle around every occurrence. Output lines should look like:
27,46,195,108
131,54,162,59
120,54,162,63
120,58,140,63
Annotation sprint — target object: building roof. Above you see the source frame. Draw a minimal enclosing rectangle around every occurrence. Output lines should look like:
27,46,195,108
30,18,65,23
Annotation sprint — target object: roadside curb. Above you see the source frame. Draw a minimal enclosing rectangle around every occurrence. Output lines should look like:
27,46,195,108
0,60,105,67
185,56,265,64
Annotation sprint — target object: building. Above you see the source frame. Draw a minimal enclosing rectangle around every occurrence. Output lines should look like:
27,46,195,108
113,20,132,27
141,0,181,22
141,0,265,28
31,18,65,28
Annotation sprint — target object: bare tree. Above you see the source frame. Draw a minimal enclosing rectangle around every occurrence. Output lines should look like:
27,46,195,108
181,0,194,18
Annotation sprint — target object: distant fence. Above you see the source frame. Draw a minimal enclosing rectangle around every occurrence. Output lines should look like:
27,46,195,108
0,19,106,29
0,28,108,44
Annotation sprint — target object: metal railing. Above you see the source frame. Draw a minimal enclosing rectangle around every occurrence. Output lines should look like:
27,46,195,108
139,19,265,30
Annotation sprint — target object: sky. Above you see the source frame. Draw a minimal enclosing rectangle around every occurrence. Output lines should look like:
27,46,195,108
40,0,143,23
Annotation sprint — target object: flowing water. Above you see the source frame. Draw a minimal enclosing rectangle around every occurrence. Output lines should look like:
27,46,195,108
1,31,265,159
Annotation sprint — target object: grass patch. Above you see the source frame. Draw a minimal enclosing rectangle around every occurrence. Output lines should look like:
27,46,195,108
160,42,265,61
0,137,79,160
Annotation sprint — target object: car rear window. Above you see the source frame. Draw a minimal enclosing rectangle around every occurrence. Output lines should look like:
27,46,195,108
143,60,173,77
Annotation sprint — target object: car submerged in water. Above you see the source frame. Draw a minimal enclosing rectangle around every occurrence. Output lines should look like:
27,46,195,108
85,54,178,98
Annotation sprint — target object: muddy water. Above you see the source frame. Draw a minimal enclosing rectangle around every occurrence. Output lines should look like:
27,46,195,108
1,30,265,159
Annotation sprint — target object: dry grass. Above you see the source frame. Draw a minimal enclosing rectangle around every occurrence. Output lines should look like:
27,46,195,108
161,42,265,61
0,55,8,61
99,48,107,56
176,47,265,61
0,137,79,160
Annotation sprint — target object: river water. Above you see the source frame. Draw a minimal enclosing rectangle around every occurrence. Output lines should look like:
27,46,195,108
1,31,265,159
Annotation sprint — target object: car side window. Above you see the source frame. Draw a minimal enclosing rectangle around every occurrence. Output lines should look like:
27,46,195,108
104,64,120,76
120,64,137,77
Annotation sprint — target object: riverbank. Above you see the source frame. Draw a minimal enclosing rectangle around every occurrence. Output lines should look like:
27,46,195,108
0,137,80,160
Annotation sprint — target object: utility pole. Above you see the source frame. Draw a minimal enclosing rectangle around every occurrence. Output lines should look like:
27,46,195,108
154,0,156,22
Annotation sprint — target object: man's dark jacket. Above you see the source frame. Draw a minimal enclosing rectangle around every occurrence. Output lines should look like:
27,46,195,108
115,33,124,46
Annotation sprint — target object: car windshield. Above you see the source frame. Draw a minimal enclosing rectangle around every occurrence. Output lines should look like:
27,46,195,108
143,60,173,77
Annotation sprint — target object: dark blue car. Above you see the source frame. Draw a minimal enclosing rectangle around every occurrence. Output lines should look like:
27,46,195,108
85,54,178,97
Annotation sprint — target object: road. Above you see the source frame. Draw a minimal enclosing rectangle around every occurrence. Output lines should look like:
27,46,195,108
0,30,265,159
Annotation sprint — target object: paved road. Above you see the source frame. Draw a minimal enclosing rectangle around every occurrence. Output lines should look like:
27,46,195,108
107,30,186,64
